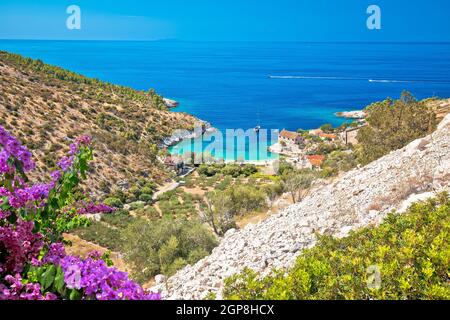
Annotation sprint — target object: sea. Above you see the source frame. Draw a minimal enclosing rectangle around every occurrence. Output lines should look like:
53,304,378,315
1,40,450,161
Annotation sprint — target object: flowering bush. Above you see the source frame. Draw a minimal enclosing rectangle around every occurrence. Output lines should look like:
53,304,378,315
0,126,160,300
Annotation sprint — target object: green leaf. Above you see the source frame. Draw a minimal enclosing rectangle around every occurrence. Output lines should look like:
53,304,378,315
7,212,18,224
32,220,41,233
0,196,11,210
40,265,57,291
69,289,82,300
54,266,66,295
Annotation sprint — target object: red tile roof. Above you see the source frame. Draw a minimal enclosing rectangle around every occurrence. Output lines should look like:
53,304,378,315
318,133,337,139
280,129,300,140
306,155,325,167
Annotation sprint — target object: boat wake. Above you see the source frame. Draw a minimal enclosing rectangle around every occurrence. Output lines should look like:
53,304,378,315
269,75,450,84
269,75,358,80
368,79,412,83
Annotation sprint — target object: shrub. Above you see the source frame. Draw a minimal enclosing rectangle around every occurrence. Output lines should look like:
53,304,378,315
134,206,160,220
103,197,124,208
281,169,316,203
198,164,219,177
221,164,243,178
122,217,218,283
100,210,135,229
73,221,123,252
223,194,450,300
140,186,154,195
129,201,146,210
321,150,357,177
138,193,153,203
320,123,334,133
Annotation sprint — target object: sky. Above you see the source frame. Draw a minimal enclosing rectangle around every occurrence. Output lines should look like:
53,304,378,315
0,0,450,41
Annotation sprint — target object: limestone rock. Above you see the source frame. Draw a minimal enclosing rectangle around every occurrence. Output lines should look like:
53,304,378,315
151,114,450,300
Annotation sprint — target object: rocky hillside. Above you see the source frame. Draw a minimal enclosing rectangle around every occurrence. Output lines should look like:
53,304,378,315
153,114,450,299
428,98,450,121
0,51,198,197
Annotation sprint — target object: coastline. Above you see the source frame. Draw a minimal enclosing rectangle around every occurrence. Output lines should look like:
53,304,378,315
165,108,356,165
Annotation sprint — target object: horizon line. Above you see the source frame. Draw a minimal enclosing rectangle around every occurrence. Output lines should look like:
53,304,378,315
1,39,450,44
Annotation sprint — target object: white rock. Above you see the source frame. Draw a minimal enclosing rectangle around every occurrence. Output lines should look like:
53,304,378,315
154,274,167,284
163,98,179,108
152,114,450,300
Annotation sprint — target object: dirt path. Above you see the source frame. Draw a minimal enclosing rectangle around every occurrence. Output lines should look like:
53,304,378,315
64,233,128,272
152,181,180,200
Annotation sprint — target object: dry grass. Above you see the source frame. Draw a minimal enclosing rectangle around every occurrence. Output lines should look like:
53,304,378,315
63,233,129,273
368,174,435,212
0,56,198,198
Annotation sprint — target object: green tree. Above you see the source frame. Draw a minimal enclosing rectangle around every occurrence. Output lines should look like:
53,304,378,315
356,91,436,164
201,191,236,236
122,217,217,282
320,123,334,133
227,185,267,216
321,150,358,177
159,236,184,275
263,182,284,209
221,164,243,178
281,170,315,203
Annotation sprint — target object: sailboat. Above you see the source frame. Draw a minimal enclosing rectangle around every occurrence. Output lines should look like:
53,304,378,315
254,110,261,132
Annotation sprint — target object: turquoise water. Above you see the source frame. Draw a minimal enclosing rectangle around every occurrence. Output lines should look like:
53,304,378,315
1,41,450,161
168,129,279,162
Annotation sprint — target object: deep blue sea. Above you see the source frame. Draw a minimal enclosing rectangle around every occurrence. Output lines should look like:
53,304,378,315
1,40,450,160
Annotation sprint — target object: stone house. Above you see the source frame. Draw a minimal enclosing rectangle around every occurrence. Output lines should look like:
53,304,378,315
279,129,303,146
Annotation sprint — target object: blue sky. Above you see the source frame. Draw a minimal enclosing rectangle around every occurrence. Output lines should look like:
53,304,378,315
1,0,449,41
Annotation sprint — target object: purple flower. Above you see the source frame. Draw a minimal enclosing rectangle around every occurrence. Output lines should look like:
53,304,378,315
0,126,36,172
0,274,48,300
0,150,12,174
77,202,116,215
0,220,44,274
41,243,66,265
0,131,158,301
58,254,160,300
0,209,9,220
76,135,92,147
58,156,74,172
50,170,62,182
0,187,10,197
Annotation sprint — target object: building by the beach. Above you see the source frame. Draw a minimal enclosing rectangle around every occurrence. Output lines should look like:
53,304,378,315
279,129,303,145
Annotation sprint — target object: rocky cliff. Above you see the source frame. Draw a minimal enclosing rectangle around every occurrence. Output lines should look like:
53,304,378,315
152,114,450,299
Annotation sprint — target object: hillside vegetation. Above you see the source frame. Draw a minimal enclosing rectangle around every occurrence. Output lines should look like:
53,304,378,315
223,194,450,300
0,51,197,198
356,91,437,164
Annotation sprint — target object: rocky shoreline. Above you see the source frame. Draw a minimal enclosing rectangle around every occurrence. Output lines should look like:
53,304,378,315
160,121,214,148
163,98,180,108
335,110,366,119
